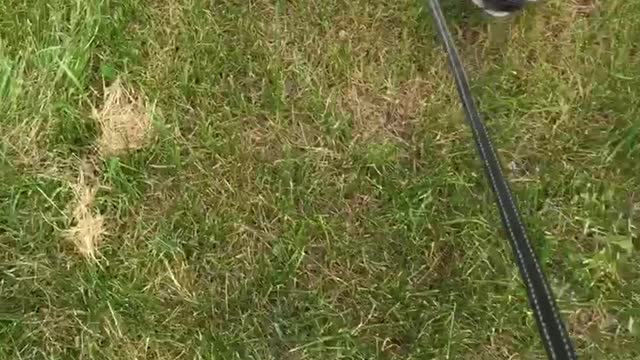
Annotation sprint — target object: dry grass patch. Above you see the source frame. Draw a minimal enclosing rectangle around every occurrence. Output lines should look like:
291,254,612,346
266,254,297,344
64,164,104,261
4,120,42,165
63,78,155,260
94,79,153,157
466,332,519,360
342,77,432,142
568,308,618,338
2,119,58,174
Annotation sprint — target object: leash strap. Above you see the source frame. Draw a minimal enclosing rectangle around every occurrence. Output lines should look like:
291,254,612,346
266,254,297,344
427,1,577,359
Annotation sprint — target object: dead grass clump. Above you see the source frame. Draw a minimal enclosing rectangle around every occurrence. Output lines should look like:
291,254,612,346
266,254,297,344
64,165,104,261
94,79,153,157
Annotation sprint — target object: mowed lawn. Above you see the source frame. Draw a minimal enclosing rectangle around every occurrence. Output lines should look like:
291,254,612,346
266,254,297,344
1,0,639,358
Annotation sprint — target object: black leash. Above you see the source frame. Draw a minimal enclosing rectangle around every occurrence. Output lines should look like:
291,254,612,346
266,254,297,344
426,1,577,359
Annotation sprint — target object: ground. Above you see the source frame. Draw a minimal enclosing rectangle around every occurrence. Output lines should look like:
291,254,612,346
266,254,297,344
1,0,639,359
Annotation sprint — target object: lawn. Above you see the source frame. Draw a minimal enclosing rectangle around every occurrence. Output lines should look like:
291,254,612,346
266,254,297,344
1,0,639,358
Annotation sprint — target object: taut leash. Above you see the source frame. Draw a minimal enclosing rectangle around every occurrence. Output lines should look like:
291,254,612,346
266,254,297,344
426,1,578,359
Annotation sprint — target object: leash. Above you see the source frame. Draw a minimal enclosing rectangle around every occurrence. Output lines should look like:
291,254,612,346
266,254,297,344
426,1,578,359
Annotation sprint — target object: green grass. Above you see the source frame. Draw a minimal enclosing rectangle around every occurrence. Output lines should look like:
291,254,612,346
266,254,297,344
1,0,639,358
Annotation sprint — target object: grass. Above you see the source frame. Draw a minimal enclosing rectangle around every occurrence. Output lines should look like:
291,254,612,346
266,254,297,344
1,0,639,358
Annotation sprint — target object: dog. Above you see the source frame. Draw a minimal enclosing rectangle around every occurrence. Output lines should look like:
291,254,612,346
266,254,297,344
472,0,537,17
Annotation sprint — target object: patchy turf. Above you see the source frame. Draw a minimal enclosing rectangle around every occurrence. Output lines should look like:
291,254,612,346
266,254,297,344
1,0,639,359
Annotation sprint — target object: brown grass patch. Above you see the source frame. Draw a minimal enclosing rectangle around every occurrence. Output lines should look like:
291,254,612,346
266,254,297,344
94,79,153,157
569,308,618,338
4,120,43,166
466,332,519,360
1,119,62,175
64,164,104,261
342,77,432,142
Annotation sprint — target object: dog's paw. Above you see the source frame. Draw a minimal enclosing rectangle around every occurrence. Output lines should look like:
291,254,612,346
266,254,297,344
472,0,536,17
